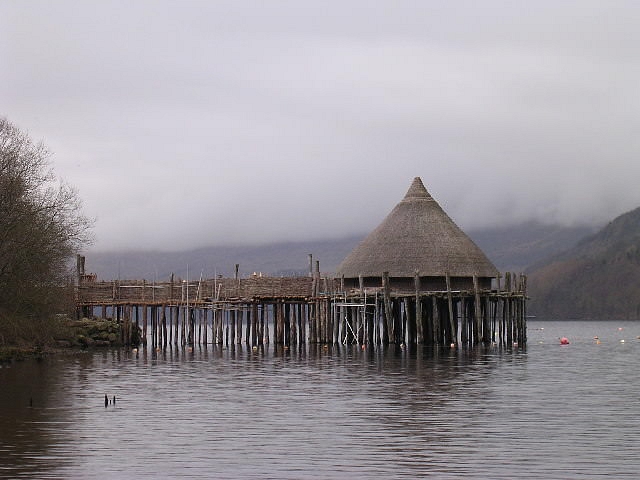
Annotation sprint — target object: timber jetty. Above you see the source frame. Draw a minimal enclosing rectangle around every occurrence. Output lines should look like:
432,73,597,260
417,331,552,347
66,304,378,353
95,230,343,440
76,178,527,348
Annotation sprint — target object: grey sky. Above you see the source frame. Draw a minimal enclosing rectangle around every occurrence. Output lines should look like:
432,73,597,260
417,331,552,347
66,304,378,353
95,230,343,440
2,1,640,251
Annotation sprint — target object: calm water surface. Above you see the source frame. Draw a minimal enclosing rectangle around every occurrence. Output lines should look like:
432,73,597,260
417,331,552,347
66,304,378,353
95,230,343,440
2,320,640,479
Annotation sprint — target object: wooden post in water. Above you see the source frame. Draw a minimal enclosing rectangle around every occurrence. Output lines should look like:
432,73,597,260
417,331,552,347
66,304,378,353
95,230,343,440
180,302,186,346
482,296,490,344
445,273,456,345
273,302,278,345
250,302,257,346
314,261,321,343
237,307,243,344
366,299,374,345
490,298,497,344
245,305,251,345
213,306,220,344
345,307,353,344
405,298,415,345
461,297,469,346
432,296,439,345
310,277,317,344
162,305,167,347
189,306,195,345
382,272,393,344
150,306,155,347
133,305,139,341
290,302,297,346
156,306,161,347
326,296,333,344
142,303,148,346
392,300,402,344
257,304,264,345
264,304,270,345
300,303,307,344
174,305,179,347
521,274,528,345
414,273,423,344
124,305,130,346
302,302,308,345
140,281,147,344
155,305,160,347
373,298,380,345
230,308,236,346
273,301,280,344
203,307,208,345
167,305,173,345
473,275,482,345
318,299,325,344
156,305,161,347
504,272,512,346
325,298,331,344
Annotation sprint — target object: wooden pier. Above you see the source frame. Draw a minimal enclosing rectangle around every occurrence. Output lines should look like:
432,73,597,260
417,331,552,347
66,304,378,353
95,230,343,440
76,260,527,349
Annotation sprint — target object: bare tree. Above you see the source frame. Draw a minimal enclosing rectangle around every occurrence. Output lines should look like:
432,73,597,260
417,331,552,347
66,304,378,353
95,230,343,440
0,117,93,334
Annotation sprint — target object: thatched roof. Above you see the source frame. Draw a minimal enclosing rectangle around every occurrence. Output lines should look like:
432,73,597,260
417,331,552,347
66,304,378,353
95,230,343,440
337,177,498,278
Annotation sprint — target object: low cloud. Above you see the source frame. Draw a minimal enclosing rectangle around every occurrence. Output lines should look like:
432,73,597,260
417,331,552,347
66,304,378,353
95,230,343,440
2,1,639,251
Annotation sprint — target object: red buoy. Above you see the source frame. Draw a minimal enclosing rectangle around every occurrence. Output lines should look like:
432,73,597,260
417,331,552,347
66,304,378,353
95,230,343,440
560,337,570,345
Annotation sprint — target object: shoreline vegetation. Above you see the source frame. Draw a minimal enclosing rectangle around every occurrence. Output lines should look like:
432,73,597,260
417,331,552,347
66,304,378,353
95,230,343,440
0,316,141,363
1,117,95,363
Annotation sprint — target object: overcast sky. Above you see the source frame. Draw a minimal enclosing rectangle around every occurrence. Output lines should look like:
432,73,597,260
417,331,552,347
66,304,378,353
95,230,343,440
2,1,640,251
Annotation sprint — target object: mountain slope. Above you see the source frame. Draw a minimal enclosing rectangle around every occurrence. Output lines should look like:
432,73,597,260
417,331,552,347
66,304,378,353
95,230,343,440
470,222,594,274
527,207,640,319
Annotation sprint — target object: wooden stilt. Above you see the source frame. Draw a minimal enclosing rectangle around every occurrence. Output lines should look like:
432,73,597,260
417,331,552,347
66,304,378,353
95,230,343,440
446,273,456,345
238,307,244,344
432,296,439,345
382,272,393,344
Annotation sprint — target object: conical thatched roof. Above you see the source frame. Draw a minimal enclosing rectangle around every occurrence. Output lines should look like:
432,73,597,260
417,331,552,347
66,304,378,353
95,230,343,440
337,177,498,278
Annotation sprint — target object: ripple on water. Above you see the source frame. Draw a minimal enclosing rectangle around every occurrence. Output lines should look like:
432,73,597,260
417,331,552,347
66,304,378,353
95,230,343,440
2,321,640,478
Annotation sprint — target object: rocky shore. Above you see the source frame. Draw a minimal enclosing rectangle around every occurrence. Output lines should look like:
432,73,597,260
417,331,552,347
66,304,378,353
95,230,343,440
0,317,141,362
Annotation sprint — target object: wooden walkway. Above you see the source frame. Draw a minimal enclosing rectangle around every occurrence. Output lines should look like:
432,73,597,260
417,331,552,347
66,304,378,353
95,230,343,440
76,267,527,349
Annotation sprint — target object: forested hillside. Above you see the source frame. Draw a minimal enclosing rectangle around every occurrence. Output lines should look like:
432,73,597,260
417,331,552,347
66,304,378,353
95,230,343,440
527,207,640,319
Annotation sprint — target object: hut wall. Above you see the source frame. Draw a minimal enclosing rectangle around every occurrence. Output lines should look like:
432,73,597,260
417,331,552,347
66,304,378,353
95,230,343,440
343,276,493,292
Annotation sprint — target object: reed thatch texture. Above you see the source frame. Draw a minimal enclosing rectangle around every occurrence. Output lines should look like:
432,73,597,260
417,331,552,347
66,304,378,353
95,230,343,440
336,177,498,279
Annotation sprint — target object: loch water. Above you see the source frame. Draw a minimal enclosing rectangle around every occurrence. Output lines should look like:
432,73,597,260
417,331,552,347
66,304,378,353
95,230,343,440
1,320,640,479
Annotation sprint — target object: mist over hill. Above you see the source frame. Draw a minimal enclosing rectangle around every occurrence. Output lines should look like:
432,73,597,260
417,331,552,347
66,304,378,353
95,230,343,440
83,236,361,281
87,218,636,319
470,222,595,274
83,223,593,282
527,207,640,320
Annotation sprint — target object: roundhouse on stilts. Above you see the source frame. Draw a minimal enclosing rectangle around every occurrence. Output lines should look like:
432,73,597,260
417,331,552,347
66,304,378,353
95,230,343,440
76,177,526,348
336,177,526,347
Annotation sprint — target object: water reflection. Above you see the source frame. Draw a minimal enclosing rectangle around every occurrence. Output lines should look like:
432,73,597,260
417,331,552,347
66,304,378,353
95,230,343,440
1,342,524,478
5,324,640,479
0,356,81,478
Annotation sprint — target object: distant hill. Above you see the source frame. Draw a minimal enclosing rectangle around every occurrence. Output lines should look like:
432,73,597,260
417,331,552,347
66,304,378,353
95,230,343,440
527,207,640,319
470,222,594,274
83,236,362,281
83,222,592,282
84,214,640,319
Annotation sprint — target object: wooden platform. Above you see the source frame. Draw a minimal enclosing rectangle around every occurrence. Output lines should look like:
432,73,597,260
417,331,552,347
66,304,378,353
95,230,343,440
76,269,527,349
